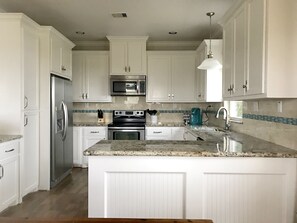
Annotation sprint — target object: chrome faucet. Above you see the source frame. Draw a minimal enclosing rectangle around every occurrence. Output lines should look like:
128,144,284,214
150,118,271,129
215,107,230,130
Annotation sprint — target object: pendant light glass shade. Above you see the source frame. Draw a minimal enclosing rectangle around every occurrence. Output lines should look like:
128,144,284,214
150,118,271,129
198,12,222,70
198,54,222,70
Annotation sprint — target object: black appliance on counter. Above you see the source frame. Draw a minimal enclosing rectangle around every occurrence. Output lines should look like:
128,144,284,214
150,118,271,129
108,110,146,140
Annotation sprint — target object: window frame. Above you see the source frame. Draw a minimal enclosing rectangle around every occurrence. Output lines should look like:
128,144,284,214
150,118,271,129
224,101,243,124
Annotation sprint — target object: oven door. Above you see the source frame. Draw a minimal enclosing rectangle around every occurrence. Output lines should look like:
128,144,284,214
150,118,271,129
108,128,145,140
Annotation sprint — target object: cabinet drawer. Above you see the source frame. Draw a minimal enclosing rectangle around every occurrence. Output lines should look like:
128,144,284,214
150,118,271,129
83,127,107,137
146,127,171,136
0,140,19,160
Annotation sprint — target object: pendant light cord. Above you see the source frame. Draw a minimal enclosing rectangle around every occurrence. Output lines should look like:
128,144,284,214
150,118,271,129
209,13,212,55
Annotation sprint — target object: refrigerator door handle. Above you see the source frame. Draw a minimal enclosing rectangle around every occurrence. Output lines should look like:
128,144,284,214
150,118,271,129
61,101,68,141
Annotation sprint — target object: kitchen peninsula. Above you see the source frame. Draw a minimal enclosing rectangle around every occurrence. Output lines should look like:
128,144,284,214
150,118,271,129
84,130,297,223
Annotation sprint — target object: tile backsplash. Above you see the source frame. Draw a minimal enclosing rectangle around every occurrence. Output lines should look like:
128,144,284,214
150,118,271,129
73,97,297,150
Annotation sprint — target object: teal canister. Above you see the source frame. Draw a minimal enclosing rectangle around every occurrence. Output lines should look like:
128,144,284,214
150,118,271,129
190,108,202,125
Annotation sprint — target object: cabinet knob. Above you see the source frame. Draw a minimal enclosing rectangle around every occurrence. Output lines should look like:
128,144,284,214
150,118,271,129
242,80,248,91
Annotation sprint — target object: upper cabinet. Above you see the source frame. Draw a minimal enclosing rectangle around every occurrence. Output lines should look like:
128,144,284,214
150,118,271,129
147,51,197,102
72,51,111,102
50,30,75,79
196,40,223,102
107,36,148,75
221,0,297,99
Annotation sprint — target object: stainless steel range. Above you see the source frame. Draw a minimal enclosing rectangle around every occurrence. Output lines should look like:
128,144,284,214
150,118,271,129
108,110,146,140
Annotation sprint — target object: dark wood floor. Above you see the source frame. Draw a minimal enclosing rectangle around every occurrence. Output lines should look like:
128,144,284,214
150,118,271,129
0,168,88,218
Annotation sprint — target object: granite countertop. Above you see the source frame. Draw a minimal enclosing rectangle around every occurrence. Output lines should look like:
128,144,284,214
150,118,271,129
73,122,109,127
0,135,22,143
84,130,297,158
146,122,185,127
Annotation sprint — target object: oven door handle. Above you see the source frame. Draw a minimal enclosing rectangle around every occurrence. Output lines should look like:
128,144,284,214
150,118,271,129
108,127,145,130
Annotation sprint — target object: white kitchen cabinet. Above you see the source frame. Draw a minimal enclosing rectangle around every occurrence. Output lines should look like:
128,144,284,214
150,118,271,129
50,30,74,79
72,51,111,102
196,40,223,102
0,140,20,213
82,127,107,168
22,111,39,196
89,156,296,222
146,127,184,140
73,127,82,167
0,14,40,196
183,129,198,141
221,0,297,99
147,51,197,102
171,127,184,140
107,36,148,75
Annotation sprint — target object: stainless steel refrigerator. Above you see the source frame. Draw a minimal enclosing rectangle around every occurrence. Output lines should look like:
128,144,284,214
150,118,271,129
50,75,73,188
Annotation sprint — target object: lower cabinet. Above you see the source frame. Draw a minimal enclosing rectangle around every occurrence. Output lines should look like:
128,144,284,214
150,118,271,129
89,156,297,222
0,140,20,213
145,127,184,140
183,129,198,141
73,126,107,168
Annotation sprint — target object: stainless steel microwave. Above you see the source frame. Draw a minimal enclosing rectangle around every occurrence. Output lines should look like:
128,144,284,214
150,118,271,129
110,75,146,96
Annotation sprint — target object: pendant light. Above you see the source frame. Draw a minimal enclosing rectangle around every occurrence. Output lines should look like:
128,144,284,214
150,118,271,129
198,12,222,70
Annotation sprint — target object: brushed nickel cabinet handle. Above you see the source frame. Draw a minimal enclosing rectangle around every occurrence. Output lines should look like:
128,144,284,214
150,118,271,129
125,66,127,72
86,93,88,99
153,131,162,134
128,66,131,72
24,96,28,109
61,65,66,71
24,115,28,127
90,131,100,134
5,149,15,153
0,165,3,179
82,93,85,99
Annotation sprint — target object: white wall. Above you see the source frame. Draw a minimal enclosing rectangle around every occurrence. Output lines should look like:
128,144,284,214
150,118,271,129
0,7,6,12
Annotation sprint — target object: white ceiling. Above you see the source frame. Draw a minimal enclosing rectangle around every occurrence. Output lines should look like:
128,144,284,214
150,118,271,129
0,0,237,42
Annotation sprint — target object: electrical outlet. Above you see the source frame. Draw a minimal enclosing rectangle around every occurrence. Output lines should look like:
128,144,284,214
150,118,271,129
277,101,283,113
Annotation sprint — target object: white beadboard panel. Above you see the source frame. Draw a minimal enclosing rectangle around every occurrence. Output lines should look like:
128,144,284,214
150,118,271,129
203,173,285,223
105,172,185,219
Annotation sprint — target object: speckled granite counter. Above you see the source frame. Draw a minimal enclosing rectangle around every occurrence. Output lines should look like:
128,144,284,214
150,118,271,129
84,131,297,158
73,122,109,127
0,135,22,143
146,122,185,127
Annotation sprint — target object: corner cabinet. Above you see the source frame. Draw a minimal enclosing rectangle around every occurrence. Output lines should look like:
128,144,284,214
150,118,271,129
107,36,148,75
0,140,20,213
72,51,111,102
147,51,197,102
196,40,223,102
50,30,75,79
221,0,297,99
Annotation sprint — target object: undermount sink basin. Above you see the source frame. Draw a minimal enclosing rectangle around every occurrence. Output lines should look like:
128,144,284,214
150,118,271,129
191,126,229,133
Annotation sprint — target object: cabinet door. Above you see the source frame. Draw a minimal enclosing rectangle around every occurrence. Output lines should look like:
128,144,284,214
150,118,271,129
110,41,127,74
73,127,82,167
147,55,171,102
171,127,184,140
50,34,62,75
233,5,246,97
171,54,197,102
222,20,234,98
61,44,72,79
0,155,19,212
85,53,111,102
246,0,265,95
127,41,146,75
72,53,85,101
197,48,207,101
23,111,39,196
23,25,39,110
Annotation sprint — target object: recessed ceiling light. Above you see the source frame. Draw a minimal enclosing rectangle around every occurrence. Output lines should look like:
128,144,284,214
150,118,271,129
112,12,128,18
169,31,177,35
75,31,85,35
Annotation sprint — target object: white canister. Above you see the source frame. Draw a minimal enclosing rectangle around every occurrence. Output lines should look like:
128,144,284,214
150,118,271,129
151,115,158,125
